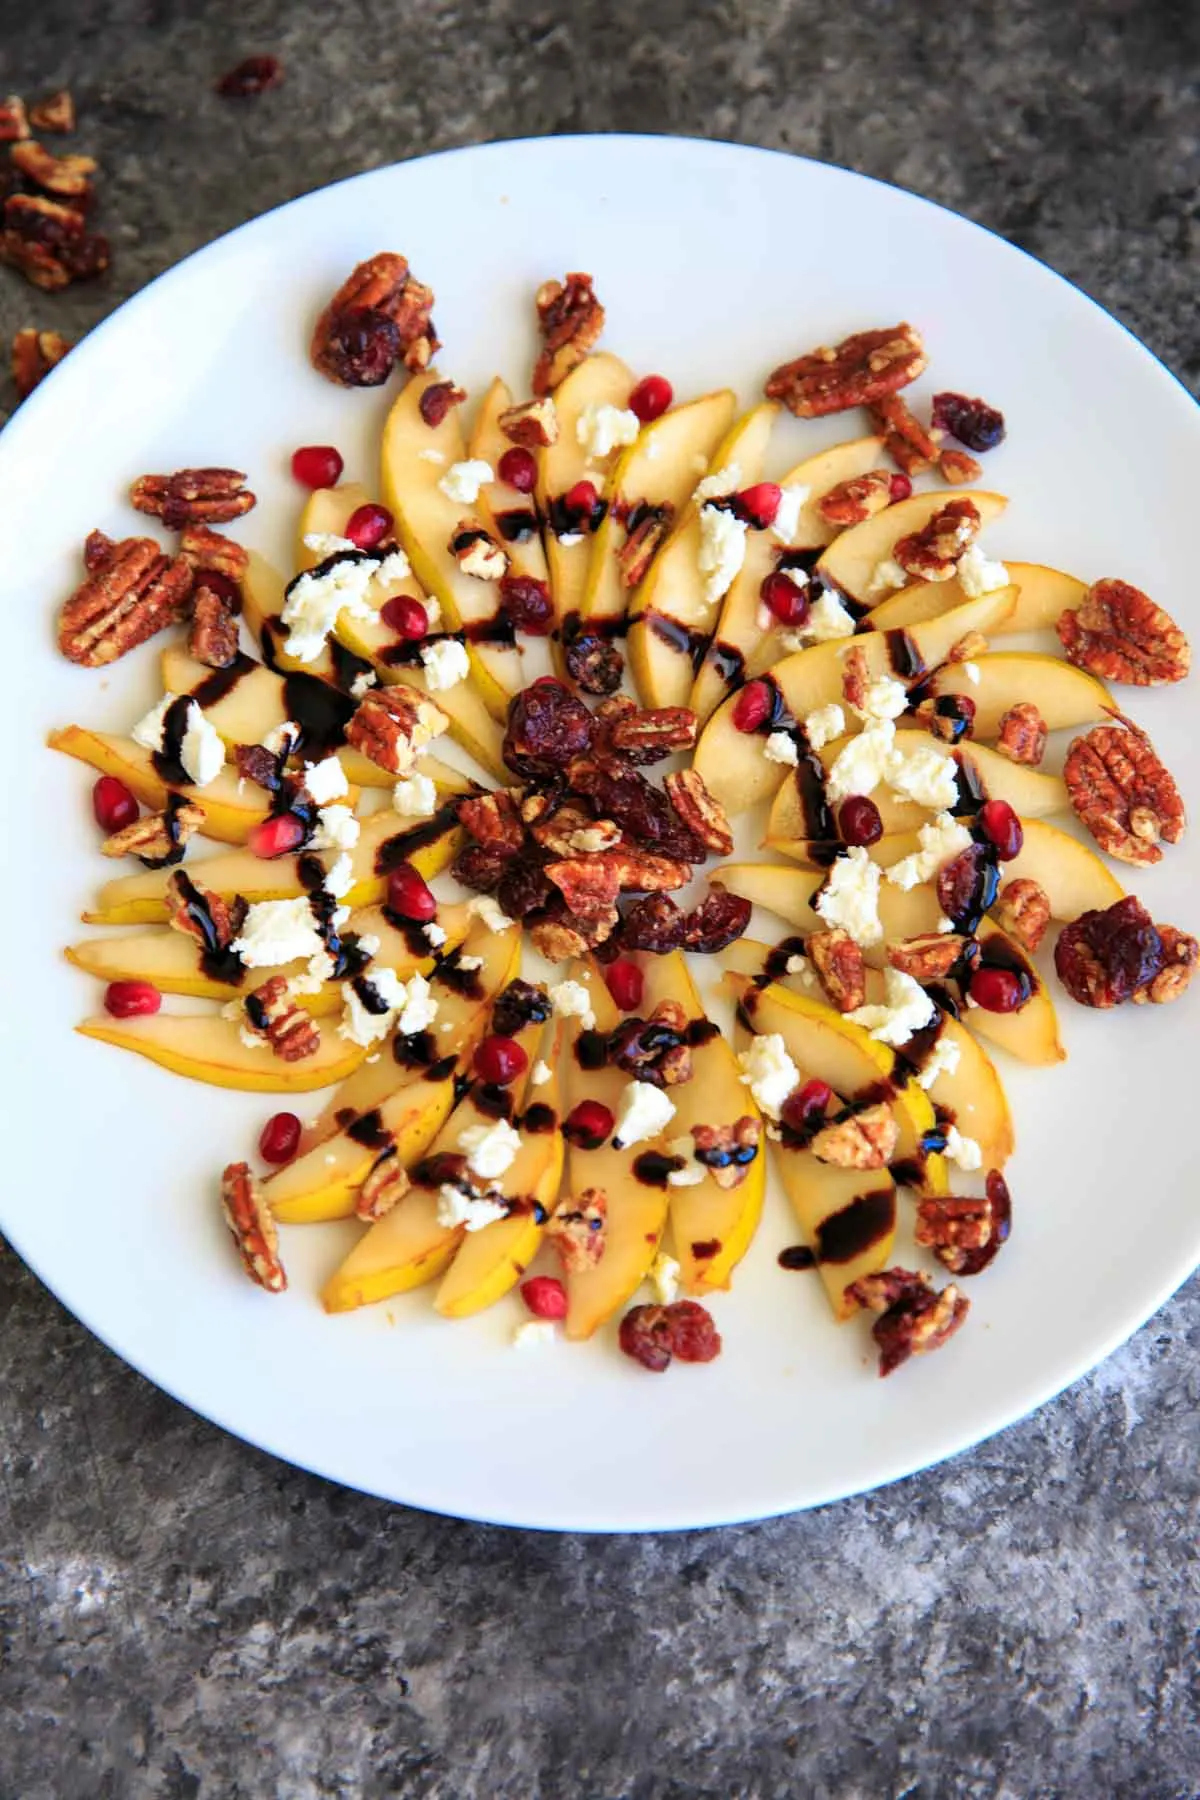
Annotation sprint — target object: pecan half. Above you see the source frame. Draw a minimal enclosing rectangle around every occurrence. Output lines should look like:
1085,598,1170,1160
449,523,507,581
840,644,871,713
530,802,621,857
663,768,732,857
1,191,108,289
498,395,559,448
765,323,927,419
544,854,621,920
691,1116,761,1190
188,585,239,668
938,448,982,485
1132,924,1199,1006
10,140,95,202
178,522,250,581
164,868,242,948
528,917,592,962
310,251,438,384
948,629,988,663
59,536,193,666
607,705,698,762
1057,578,1190,686
847,1267,969,1376
816,469,893,528
868,393,939,476
10,325,69,399
355,1147,410,1221
617,505,674,588
418,379,465,427
456,789,525,855
887,932,967,981
916,1171,1011,1277
28,90,75,134
102,797,205,865
995,701,1047,767
532,272,605,396
1064,716,1185,866
0,97,30,142
810,1102,898,1170
244,975,321,1061
130,467,255,529
808,927,867,1012
346,686,448,774
221,1162,286,1292
546,1187,608,1272
991,878,1050,953
893,499,981,582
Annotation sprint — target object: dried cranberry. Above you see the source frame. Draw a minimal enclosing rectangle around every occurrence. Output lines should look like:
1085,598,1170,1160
781,1078,833,1136
387,862,436,921
504,680,594,778
381,594,428,639
215,54,283,97
761,570,810,627
92,774,138,834
496,856,552,920
1054,896,1163,1008
474,1034,528,1085
418,381,463,427
564,629,623,696
665,1299,722,1363
497,447,537,493
345,502,393,550
104,980,162,1018
605,959,644,1011
619,894,685,953
453,843,510,892
628,374,673,423
978,799,1023,861
839,796,883,848
618,1304,674,1372
936,843,1000,932
680,888,752,954
259,1111,301,1164
248,813,306,859
491,980,552,1038
732,680,772,734
196,568,243,612
888,473,913,503
931,391,1006,454
500,575,553,635
291,445,343,489
520,1276,567,1320
735,482,781,529
968,967,1025,1013
320,308,401,388
563,1100,614,1149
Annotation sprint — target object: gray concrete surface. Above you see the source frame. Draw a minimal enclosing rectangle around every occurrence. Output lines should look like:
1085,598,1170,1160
2,2,1199,1794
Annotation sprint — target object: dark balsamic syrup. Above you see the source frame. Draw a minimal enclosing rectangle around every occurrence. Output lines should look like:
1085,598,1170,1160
815,1188,896,1264
778,1245,816,1271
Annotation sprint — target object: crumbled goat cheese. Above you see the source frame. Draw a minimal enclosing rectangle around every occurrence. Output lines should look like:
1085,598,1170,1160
457,955,483,971
814,846,884,947
437,459,493,504
847,968,937,1048
916,1033,962,1090
866,557,909,596
648,1250,682,1302
395,972,438,1035
467,894,514,933
549,979,596,1029
179,706,225,787
888,741,959,812
885,812,973,891
781,590,856,650
322,853,355,899
770,483,811,545
239,1023,267,1052
422,922,446,949
350,670,377,700
943,1126,983,1171
338,967,407,1048
764,730,799,766
612,1080,676,1149
693,463,741,503
785,954,810,976
576,402,640,459
963,661,981,684
737,1033,800,1120
372,549,412,590
852,675,909,724
392,772,437,817
513,1319,557,1350
437,1186,509,1232
556,530,585,547
303,531,357,558
956,543,1009,598
698,503,748,606
663,1138,705,1189
280,555,382,663
261,720,299,757
420,638,470,690
458,1117,522,1181
530,1061,552,1088
303,757,349,804
232,897,326,969
825,720,900,804
418,447,446,465
803,704,845,752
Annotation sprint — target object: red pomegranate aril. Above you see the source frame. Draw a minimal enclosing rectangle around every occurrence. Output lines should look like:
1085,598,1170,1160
104,980,162,1019
737,482,782,528
605,958,644,1012
344,502,393,550
564,1100,614,1149
565,479,599,514
969,967,1025,1014
92,774,138,834
474,1034,528,1086
888,473,913,503
259,1111,302,1164
520,1275,567,1320
249,813,307,859
380,594,428,640
628,374,673,423
782,1078,833,1134
291,444,344,489
760,569,810,627
839,795,884,848
732,679,772,734
497,446,538,493
978,799,1023,861
386,862,436,922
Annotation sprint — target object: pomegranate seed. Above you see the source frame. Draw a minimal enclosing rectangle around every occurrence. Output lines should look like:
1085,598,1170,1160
888,473,913,503
386,862,436,921
344,502,393,550
839,795,883,848
978,799,1023,861
563,1100,614,1149
969,967,1025,1013
565,479,599,514
104,980,161,1018
497,446,537,493
259,1111,301,1164
781,1078,833,1135
628,374,673,423
474,1034,528,1086
520,1275,567,1320
737,482,782,528
500,575,553,635
732,680,772,734
380,594,428,639
760,570,810,627
291,444,344,489
604,958,644,1012
92,774,138,834
249,813,306,859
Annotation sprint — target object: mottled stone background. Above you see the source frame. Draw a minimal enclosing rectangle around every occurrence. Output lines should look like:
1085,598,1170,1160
2,2,1198,1795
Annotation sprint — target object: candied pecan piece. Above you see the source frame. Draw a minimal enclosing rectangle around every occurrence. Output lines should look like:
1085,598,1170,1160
663,768,732,857
1133,924,1199,1006
916,1171,1011,1277
848,1267,969,1376
221,1162,286,1292
608,1001,691,1088
893,499,981,582
546,1187,608,1272
10,326,69,399
418,379,466,427
130,467,255,529
617,504,674,588
532,272,605,396
914,692,976,745
244,974,321,1061
102,797,205,866
234,742,284,792
1057,579,1190,686
816,469,893,528
0,97,30,142
528,916,592,962
1054,895,1163,1008
810,1102,897,1170
545,854,622,920
456,788,525,855
355,1148,410,1221
606,848,692,893
498,394,559,448
346,686,448,774
607,704,698,763
991,878,1050,954
28,90,75,133
841,644,871,713
530,803,621,857
503,680,593,778
765,323,927,419
10,140,95,202
189,584,240,668
164,868,242,948
59,537,193,666
808,927,867,1012
887,932,968,982
680,887,752,954
868,393,940,477
938,449,983,485
1,191,108,289
216,55,283,96
995,701,1047,767
311,252,438,384
449,523,507,581
620,893,685,953
948,629,988,663
692,1116,762,1190
565,627,623,696
178,522,250,581
1064,717,1184,867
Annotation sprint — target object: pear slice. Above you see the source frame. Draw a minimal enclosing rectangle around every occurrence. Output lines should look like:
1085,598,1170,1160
864,562,1088,637
715,862,940,964
925,651,1112,738
380,369,526,717
689,435,886,727
535,352,634,635
814,488,1008,608
469,376,553,594
76,1011,368,1092
1002,818,1124,914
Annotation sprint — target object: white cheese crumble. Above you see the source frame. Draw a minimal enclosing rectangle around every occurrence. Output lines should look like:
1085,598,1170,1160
852,675,909,725
338,967,437,1047
937,914,956,933
303,757,349,804
437,459,493,504
956,543,1009,598
372,549,412,590
420,638,470,691
467,894,514,933
322,853,355,899
963,661,981,685
943,1125,983,1171
232,897,325,969
866,557,909,596
422,922,446,949
737,1033,799,1120
764,730,799,766
280,555,382,663
513,1319,557,1350
612,1080,676,1149
302,531,356,558
457,954,483,971
884,812,973,891
437,1186,508,1232
698,503,748,606
888,741,959,812
548,980,595,1029
785,953,810,976
418,447,446,464
530,1060,552,1088
392,772,437,818
179,706,225,787
916,1033,961,1090
663,1138,705,1189
261,720,299,757
350,670,378,700
803,704,846,752
576,402,640,459
693,463,741,503
814,846,884,947
648,1250,682,1303
847,968,937,1048
825,719,899,805
770,483,811,545
556,530,585,547
395,972,438,1035
458,1117,522,1181
780,590,856,650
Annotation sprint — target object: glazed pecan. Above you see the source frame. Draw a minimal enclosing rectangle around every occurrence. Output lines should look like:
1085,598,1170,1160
617,505,674,588
235,743,285,791
887,932,967,981
346,686,448,774
532,272,605,396
938,448,983,485
1,191,108,289
498,394,559,448
913,693,976,744
765,323,927,419
546,1187,608,1272
893,499,981,582
664,768,732,856
356,1147,410,1221
608,1000,692,1088
841,644,871,713
808,927,867,1012
995,701,1047,766
606,705,698,762
1057,578,1190,686
310,251,438,384
815,469,893,528
847,1267,969,1376
916,1171,1011,1277
449,523,507,581
418,379,465,426
131,467,255,529
189,584,239,668
59,536,193,667
564,627,623,696
10,325,69,399
528,916,592,962
28,90,75,133
810,1102,898,1171
0,97,30,142
530,802,621,857
456,789,525,855
992,878,1051,953
164,869,242,948
102,797,205,865
221,1162,286,1292
245,975,321,1061
1132,924,1199,1006
178,522,250,581
602,848,692,893
1064,716,1185,866
948,629,988,663
868,393,939,476
1054,896,1163,1009
11,140,95,202
691,1116,761,1190
545,854,622,920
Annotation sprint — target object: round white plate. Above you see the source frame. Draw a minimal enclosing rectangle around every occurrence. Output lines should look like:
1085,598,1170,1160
3,135,1197,1532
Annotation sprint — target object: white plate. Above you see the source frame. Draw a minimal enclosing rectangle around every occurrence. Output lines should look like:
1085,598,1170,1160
3,135,1198,1532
